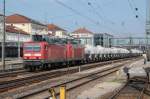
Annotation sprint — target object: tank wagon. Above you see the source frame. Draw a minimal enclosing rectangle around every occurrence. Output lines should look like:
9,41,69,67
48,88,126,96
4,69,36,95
23,35,142,71
84,45,142,63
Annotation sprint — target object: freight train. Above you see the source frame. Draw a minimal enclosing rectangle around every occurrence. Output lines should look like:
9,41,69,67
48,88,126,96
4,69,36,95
23,35,142,71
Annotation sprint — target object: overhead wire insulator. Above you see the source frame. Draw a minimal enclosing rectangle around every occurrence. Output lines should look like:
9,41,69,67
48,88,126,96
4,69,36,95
136,15,138,18
135,8,138,11
88,2,91,5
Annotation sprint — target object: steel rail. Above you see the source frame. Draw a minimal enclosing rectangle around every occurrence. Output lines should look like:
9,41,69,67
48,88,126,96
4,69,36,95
0,58,127,78
0,69,26,78
109,75,150,99
20,58,140,99
0,57,141,79
0,57,134,83
0,57,141,95
108,83,129,99
0,58,136,93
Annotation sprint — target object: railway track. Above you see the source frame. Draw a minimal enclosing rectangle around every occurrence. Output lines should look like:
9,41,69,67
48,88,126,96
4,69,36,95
16,58,141,99
0,58,123,79
0,63,23,72
0,69,27,78
109,76,150,99
0,57,138,79
0,62,24,78
0,57,141,98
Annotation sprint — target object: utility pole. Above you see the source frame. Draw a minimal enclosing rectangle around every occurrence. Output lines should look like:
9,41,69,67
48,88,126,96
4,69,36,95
146,0,150,49
18,31,20,59
146,0,150,61
2,0,6,70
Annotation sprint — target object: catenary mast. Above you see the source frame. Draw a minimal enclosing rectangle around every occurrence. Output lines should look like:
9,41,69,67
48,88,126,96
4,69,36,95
146,0,150,46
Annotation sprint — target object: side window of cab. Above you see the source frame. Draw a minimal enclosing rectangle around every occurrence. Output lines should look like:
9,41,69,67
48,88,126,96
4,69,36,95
45,45,48,50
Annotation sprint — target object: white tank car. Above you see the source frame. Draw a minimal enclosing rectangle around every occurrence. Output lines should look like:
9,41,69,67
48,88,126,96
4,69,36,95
111,47,119,54
85,45,96,60
96,45,104,57
85,45,141,61
96,45,104,54
131,49,142,54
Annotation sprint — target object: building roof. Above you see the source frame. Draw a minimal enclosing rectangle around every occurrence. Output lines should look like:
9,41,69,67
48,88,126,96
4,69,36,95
72,27,93,34
47,24,66,31
6,14,46,26
103,33,113,37
94,33,113,38
6,25,29,35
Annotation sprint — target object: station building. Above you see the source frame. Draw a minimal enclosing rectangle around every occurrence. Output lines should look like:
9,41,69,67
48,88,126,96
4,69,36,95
47,24,68,38
71,27,113,47
94,33,113,47
6,14,48,35
71,27,94,46
0,14,32,58
0,25,30,57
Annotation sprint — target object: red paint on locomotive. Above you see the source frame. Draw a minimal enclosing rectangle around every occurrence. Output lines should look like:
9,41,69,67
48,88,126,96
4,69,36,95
47,44,66,61
23,40,85,70
23,42,48,60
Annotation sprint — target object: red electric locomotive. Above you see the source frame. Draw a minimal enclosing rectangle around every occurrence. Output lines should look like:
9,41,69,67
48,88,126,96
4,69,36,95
23,35,84,71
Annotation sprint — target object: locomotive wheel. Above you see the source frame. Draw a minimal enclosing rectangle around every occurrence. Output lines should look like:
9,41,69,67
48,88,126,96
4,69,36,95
23,65,30,71
29,66,35,72
47,64,51,70
42,64,49,70
71,61,75,66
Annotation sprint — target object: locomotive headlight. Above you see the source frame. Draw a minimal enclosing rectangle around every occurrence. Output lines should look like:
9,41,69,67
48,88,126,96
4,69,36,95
24,53,31,56
34,53,41,56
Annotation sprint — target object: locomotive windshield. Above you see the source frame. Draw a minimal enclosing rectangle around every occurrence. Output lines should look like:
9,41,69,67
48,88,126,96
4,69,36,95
24,44,41,52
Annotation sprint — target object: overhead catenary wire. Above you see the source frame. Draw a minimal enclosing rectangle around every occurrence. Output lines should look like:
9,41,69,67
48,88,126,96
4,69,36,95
87,0,115,25
88,0,131,35
127,0,143,24
87,2,104,21
78,0,125,34
85,1,119,33
130,0,144,19
54,0,119,33
55,0,100,25
85,0,132,35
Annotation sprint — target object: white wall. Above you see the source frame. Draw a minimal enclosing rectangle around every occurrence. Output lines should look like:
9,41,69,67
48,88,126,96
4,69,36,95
48,30,67,38
31,23,48,35
0,32,31,42
6,23,48,35
6,23,31,33
55,30,67,38
71,33,93,38
71,33,94,46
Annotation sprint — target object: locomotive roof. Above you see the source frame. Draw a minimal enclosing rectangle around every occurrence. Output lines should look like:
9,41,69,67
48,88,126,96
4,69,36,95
31,35,81,45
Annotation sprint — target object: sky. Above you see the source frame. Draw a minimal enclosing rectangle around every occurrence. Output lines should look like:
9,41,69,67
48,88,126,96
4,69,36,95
0,0,147,37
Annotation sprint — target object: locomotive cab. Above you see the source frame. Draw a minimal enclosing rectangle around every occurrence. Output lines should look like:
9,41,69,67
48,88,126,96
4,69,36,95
23,42,48,70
